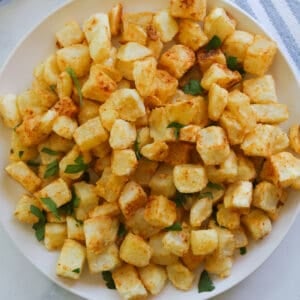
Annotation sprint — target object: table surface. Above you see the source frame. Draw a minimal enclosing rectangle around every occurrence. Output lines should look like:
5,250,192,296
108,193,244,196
0,1,299,300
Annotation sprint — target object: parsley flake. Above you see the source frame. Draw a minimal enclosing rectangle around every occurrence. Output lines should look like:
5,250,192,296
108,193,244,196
44,159,59,179
198,270,215,293
226,55,245,75
41,147,59,156
183,79,204,96
30,205,46,241
167,122,185,140
65,155,88,174
165,222,182,231
207,182,224,191
18,151,24,159
41,197,60,220
134,136,142,160
198,192,213,200
27,160,40,167
117,223,127,238
240,247,247,255
49,84,57,94
72,268,81,274
172,191,187,207
102,271,116,290
66,67,83,106
206,35,222,51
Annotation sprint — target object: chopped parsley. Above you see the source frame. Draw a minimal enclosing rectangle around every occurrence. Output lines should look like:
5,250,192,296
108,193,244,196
102,271,116,290
117,223,127,238
58,188,80,216
41,147,59,156
240,247,247,255
167,122,185,140
207,182,224,191
18,151,24,159
206,35,222,51
134,136,142,160
183,79,204,96
65,155,89,174
172,191,187,207
30,205,46,241
165,222,182,231
49,84,57,94
72,268,81,274
44,159,59,179
226,55,245,75
198,270,215,293
41,197,60,220
66,67,83,106
27,160,40,167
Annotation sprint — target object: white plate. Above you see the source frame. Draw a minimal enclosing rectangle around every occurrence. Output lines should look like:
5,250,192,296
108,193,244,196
0,0,299,299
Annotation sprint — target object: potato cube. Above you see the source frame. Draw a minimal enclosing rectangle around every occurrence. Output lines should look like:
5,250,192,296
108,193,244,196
153,10,178,42
204,7,236,41
122,19,147,45
89,202,121,219
144,195,176,227
109,3,123,36
190,197,212,227
139,264,167,295
243,75,278,104
6,161,41,193
132,159,158,187
112,265,148,300
181,248,204,271
111,149,137,176
241,209,272,240
66,216,85,241
179,125,201,143
230,227,248,248
56,44,91,78
208,83,228,121
201,63,241,90
147,38,163,60
197,48,226,73
251,103,288,124
167,263,195,291
159,45,195,79
98,97,119,131
236,153,256,181
53,96,78,119
56,21,84,48
56,239,86,280
43,54,60,86
164,142,193,166
162,230,189,257
140,141,169,161
118,181,147,219
44,223,67,250
109,119,136,150
78,99,100,125
0,94,21,129
173,164,207,193
191,229,218,255
204,252,232,278
216,205,240,230
170,0,206,21
289,124,300,154
222,30,254,62
87,243,120,273
36,178,72,210
73,117,108,151
84,216,118,254
244,35,277,76
96,167,128,202
120,233,152,267
52,116,78,140
224,181,252,211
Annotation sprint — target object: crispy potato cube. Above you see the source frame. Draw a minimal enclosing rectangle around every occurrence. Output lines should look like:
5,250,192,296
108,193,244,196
170,0,206,21
197,49,226,73
231,227,248,248
139,264,167,295
251,103,288,124
208,83,228,121
216,204,240,230
14,194,43,224
120,233,152,267
109,119,136,150
109,3,123,36
78,99,100,125
112,265,148,300
122,20,147,45
56,239,86,280
289,124,300,154
96,167,128,202
199,183,225,205
153,10,178,42
159,45,195,79
190,197,212,227
173,164,208,193
140,141,169,161
46,211,66,223
244,35,277,76
119,181,147,219
164,142,193,166
191,229,218,255
167,263,195,291
56,21,84,48
56,44,91,77
147,38,164,60
222,30,254,62
205,252,232,278
178,19,208,51
43,54,60,86
112,149,137,176
6,161,41,193
53,96,78,119
204,7,236,41
181,248,204,271
179,125,201,143
87,243,121,273
241,209,272,240
92,141,111,159
73,117,108,151
197,126,230,165
201,63,241,90
36,178,72,210
0,94,21,129
44,223,67,250
89,202,120,219
52,116,78,140
162,230,190,257
236,153,256,181
84,216,118,254
66,216,85,242
98,97,118,131
144,195,176,227
243,75,278,104
224,181,253,211
132,159,158,187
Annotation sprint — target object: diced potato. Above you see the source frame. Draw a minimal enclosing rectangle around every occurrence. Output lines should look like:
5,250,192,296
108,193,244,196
87,243,121,273
159,45,195,79
14,194,43,224
120,233,152,267
162,229,190,257
210,225,235,257
53,96,78,119
140,141,169,161
241,209,272,240
92,141,111,159
208,83,228,121
46,211,66,223
197,49,226,73
199,183,225,205
230,227,248,248
40,133,74,154
147,38,164,60
132,159,158,187
181,248,204,271
289,124,300,154
244,35,277,76
6,161,41,193
109,3,123,36
66,216,85,241
191,229,218,255
139,264,167,295
144,195,177,227
44,223,67,250
0,94,21,129
96,167,128,202
164,142,193,166
89,202,121,219
118,181,147,219
84,216,118,254
98,97,119,131
170,0,206,21
216,204,240,230
56,239,86,280
52,116,78,140
55,21,84,48
179,125,201,143
167,263,195,291
111,149,137,176
43,54,60,86
173,164,207,193
251,103,288,124
190,197,212,227
56,44,91,77
236,153,256,181
204,7,236,41
153,10,178,42
78,99,100,125
205,252,233,278
112,265,148,300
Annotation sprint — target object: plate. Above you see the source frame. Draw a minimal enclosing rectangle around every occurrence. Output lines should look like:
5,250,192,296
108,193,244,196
0,0,299,299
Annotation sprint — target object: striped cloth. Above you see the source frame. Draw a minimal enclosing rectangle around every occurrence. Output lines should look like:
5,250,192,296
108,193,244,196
231,0,300,79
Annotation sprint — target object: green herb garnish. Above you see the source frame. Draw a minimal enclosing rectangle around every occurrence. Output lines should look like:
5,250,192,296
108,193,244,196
206,35,222,51
65,155,88,174
49,84,57,94
66,67,83,106
41,147,59,156
58,188,80,216
44,159,59,179
18,151,24,159
41,197,60,220
172,191,187,207
72,268,81,274
102,271,116,290
198,270,215,293
167,122,185,140
207,182,224,191
198,192,213,199
183,79,204,96
30,205,46,241
165,222,182,231
27,160,40,167
226,55,245,75
117,223,127,238
134,136,142,160
240,247,247,255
